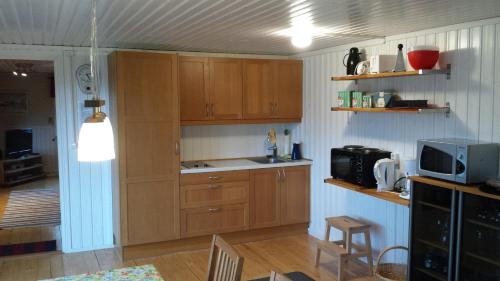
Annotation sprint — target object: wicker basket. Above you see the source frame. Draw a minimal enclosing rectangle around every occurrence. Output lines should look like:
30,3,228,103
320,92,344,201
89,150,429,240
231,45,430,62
374,245,408,281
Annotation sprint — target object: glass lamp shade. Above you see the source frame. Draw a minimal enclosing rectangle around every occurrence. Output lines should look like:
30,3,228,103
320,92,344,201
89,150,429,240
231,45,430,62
77,116,115,162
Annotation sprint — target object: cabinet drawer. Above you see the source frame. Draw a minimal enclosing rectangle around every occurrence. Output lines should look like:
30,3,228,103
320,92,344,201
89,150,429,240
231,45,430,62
181,181,249,209
180,204,248,238
180,170,249,185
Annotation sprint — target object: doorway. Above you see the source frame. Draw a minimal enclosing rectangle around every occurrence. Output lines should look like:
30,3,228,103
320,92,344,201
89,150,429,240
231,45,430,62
0,59,60,256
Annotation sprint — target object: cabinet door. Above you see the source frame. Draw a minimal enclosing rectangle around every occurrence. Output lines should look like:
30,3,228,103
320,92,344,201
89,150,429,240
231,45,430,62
179,56,209,121
409,182,455,281
280,166,310,225
273,60,303,119
209,58,243,120
114,52,180,245
456,193,500,281
249,168,281,229
242,59,274,119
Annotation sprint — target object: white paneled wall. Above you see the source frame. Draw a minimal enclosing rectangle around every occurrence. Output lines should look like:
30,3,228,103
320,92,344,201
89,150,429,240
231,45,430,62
32,126,58,174
181,124,300,161
294,19,500,261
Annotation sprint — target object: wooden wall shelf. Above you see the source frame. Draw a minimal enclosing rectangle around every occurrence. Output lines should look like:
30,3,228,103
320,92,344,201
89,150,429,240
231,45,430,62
324,178,409,207
331,65,451,82
331,105,450,115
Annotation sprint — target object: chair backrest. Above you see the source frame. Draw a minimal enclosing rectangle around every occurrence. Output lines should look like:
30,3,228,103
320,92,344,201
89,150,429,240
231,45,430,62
270,271,292,281
206,235,244,281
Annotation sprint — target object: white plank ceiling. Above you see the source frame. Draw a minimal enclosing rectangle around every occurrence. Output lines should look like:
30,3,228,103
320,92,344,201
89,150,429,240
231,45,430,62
0,59,54,74
1,0,500,55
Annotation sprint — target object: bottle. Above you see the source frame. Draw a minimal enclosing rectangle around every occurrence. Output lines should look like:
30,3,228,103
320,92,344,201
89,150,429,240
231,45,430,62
393,44,406,72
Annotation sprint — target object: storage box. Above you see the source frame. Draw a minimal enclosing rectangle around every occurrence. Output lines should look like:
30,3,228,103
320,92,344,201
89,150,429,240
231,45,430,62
352,91,364,108
375,92,393,108
362,95,373,108
337,91,352,108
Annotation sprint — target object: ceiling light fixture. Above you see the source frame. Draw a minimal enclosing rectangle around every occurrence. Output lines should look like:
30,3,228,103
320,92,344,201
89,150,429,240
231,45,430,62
21,72,27,77
77,0,115,162
12,71,18,76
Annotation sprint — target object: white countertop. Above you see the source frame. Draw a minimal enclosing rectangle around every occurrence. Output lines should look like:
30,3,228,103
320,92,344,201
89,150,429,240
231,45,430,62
180,158,312,174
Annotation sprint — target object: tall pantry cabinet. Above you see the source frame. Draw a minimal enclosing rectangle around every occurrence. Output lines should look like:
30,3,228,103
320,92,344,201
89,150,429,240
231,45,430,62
108,52,180,246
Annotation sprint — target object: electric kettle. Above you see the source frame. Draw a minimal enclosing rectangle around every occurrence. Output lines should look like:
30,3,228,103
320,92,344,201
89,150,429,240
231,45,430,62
343,47,362,75
373,158,396,192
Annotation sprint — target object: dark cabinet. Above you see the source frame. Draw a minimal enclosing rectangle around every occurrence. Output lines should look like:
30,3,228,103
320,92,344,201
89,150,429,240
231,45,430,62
409,180,500,281
410,182,456,281
456,193,500,281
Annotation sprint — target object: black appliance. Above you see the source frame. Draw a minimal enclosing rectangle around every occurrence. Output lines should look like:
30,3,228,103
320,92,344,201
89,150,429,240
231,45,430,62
331,145,391,187
5,129,33,159
409,181,500,281
343,47,361,75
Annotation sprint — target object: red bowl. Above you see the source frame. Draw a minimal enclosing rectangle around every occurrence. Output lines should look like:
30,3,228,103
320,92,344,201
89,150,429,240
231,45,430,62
407,46,439,70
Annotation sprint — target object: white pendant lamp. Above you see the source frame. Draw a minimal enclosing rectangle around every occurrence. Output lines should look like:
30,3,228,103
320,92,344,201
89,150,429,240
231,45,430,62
77,0,115,162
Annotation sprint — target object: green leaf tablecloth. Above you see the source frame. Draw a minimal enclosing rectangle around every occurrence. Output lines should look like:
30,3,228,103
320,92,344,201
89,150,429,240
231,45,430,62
39,264,164,281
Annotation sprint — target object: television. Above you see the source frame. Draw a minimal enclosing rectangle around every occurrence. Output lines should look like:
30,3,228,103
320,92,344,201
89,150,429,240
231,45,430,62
5,129,33,159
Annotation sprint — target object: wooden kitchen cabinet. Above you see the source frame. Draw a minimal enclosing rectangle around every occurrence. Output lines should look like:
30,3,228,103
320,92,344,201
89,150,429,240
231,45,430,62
242,59,275,119
280,166,310,225
209,58,243,120
273,60,303,119
179,56,209,121
250,166,310,229
180,56,303,125
180,56,243,123
249,168,281,229
109,51,180,246
180,170,250,238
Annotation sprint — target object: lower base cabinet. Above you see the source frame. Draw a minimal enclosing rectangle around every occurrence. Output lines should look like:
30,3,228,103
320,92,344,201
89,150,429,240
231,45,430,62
250,166,310,229
180,203,249,238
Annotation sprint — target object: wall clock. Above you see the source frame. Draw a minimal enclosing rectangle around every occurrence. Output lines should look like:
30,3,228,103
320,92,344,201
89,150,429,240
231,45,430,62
75,64,93,95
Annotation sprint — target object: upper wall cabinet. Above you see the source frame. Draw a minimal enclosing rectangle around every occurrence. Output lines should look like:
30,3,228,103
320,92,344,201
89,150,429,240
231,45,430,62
180,56,303,125
179,56,243,124
243,59,275,119
179,56,209,121
209,58,243,120
273,60,303,119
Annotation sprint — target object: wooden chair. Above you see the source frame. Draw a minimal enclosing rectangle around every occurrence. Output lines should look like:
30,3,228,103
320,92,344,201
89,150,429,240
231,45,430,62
315,216,373,281
206,235,244,281
269,271,292,281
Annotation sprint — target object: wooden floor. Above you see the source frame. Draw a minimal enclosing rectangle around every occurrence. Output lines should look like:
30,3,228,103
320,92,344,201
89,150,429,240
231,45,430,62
0,234,374,281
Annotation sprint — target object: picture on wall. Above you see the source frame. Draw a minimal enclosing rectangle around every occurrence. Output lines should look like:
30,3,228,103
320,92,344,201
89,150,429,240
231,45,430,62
0,92,27,113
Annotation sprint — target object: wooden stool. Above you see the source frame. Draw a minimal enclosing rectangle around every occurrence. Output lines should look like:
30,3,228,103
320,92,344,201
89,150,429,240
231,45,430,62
315,216,373,281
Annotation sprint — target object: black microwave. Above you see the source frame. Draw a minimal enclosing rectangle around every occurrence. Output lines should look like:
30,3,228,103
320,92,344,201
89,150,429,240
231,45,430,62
331,145,391,187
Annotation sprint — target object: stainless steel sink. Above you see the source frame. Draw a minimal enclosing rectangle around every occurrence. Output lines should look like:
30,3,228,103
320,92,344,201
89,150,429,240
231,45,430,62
247,156,285,164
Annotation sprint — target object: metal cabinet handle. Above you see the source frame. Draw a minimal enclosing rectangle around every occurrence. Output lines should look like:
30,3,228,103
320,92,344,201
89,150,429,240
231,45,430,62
175,141,180,155
208,208,220,213
211,104,214,117
209,184,222,189
208,176,222,180
274,102,278,114
205,103,209,117
282,168,286,182
277,169,281,182
270,102,274,115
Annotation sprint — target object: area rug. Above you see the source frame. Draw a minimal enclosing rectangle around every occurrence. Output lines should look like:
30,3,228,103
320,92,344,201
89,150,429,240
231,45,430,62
39,264,164,281
0,240,57,257
0,188,60,229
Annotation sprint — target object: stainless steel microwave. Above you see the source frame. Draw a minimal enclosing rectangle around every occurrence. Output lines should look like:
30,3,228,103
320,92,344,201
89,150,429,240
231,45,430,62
417,138,499,184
